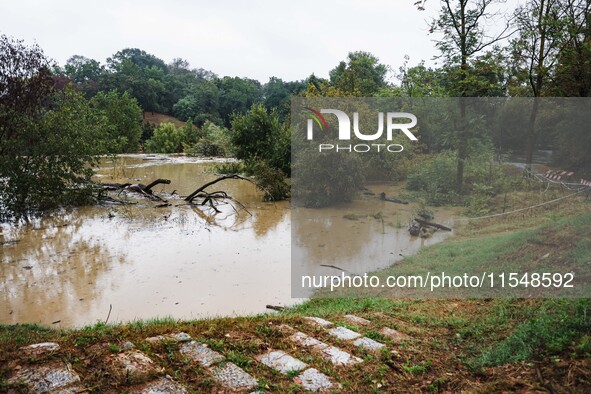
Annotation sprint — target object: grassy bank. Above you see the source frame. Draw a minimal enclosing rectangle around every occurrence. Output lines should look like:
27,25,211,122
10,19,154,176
2,192,590,392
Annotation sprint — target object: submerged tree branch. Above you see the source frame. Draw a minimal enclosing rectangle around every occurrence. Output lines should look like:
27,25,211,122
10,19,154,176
185,174,255,202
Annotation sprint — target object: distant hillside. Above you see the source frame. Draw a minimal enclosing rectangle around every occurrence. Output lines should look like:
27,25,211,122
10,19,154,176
143,112,190,128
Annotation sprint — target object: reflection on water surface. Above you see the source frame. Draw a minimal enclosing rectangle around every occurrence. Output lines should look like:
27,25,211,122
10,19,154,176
1,155,292,327
0,155,457,327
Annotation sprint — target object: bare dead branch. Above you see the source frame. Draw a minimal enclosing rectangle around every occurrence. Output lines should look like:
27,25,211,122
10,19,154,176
185,174,255,202
143,178,171,192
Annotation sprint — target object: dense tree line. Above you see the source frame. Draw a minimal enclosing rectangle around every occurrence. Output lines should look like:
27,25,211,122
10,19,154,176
47,0,590,177
55,49,307,127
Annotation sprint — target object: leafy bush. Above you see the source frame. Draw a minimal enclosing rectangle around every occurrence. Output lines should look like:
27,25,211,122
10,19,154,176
407,152,460,206
406,150,519,210
186,121,233,157
144,121,197,153
144,123,183,153
266,124,291,176
231,103,279,160
465,182,495,216
224,104,291,198
248,161,290,201
230,103,290,173
292,146,364,208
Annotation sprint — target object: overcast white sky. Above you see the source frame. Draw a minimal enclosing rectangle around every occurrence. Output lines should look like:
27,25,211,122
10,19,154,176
0,0,517,83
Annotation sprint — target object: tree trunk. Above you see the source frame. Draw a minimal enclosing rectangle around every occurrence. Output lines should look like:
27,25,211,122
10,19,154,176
526,0,550,166
414,218,452,231
525,98,540,166
456,98,467,193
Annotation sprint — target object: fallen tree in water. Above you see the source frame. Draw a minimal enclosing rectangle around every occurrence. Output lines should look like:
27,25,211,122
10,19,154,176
185,174,252,202
185,174,254,214
413,218,452,232
185,170,289,209
96,170,287,215
379,192,409,205
408,214,452,238
99,178,171,203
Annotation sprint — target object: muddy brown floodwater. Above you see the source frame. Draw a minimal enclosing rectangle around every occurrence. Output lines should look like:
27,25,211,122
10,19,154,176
0,155,458,327
292,185,458,297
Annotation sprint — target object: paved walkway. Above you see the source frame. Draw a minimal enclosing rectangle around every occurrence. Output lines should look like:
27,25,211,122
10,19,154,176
6,315,412,393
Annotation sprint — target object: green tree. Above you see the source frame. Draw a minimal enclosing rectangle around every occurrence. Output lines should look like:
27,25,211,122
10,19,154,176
425,0,512,191
161,59,217,114
172,95,198,121
230,103,282,163
90,90,143,153
329,51,389,96
551,39,591,97
547,1,591,170
102,48,168,113
553,100,591,171
173,79,222,126
107,48,168,71
186,121,233,157
0,35,108,220
64,55,103,97
262,77,306,119
396,56,448,97
217,76,261,126
511,0,566,165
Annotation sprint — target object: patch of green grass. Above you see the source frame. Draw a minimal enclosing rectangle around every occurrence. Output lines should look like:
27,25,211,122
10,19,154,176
402,359,431,375
367,213,591,298
225,350,253,369
286,369,301,379
285,298,409,317
255,378,273,392
74,323,111,347
202,338,225,352
336,322,359,331
572,237,591,264
576,335,591,356
443,316,469,329
428,338,449,351
365,330,386,342
471,299,591,368
0,324,55,347
392,230,527,275
456,311,507,344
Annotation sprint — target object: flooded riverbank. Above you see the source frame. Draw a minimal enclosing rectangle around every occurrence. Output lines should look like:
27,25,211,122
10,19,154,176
291,184,458,297
1,155,293,327
1,155,457,327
